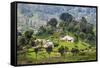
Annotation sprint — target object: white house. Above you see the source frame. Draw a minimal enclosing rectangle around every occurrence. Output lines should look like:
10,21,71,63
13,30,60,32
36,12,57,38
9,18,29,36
43,40,54,48
60,35,74,42
34,39,54,48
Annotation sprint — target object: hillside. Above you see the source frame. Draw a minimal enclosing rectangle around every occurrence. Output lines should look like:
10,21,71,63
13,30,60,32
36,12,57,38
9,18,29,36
17,3,97,65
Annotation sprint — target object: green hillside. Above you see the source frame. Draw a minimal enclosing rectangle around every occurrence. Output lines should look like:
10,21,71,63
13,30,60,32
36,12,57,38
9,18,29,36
17,12,96,64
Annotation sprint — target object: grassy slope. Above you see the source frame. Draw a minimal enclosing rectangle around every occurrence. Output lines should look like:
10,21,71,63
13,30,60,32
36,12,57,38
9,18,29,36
17,34,96,64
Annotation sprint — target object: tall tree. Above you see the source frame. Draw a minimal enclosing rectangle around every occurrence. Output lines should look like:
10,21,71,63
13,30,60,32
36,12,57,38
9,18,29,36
80,17,88,33
34,47,39,62
24,30,34,42
60,13,73,23
58,46,65,57
59,22,65,31
45,46,53,59
47,18,58,27
17,36,26,50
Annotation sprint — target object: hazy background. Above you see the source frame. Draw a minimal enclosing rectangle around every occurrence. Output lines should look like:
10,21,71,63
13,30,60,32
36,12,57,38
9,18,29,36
17,3,96,32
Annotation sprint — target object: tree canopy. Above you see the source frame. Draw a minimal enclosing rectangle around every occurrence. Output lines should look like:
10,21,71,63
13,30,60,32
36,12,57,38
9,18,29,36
60,13,73,23
47,18,58,27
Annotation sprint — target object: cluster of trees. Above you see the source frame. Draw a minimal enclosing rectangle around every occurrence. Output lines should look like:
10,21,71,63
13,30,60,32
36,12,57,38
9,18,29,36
17,12,96,64
17,30,82,59
37,12,96,46
17,30,34,50
17,29,96,64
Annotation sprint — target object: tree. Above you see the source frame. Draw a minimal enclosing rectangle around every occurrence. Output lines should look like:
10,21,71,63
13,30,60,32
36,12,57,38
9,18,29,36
60,13,73,23
79,32,85,40
65,46,69,53
80,17,88,33
45,46,53,59
17,36,26,50
46,27,54,35
59,22,65,32
34,47,39,61
29,36,37,47
86,33,96,46
38,26,46,34
17,36,28,59
30,40,36,47
74,33,79,43
47,18,58,27
58,46,65,57
85,23,94,33
54,42,59,47
24,30,33,39
81,17,87,24
24,30,34,43
18,36,26,45
71,48,79,56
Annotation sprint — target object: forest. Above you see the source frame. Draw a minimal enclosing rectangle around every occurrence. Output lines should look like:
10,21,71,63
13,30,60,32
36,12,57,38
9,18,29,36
17,4,96,64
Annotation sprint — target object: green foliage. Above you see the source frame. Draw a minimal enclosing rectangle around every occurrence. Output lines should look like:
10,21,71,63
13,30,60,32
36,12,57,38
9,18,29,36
79,17,87,33
58,46,65,56
65,46,69,52
17,36,27,50
34,47,39,54
18,36,26,46
17,12,96,64
45,46,53,54
24,30,34,40
86,33,96,46
71,48,79,56
47,18,58,27
30,40,36,47
60,13,73,23
74,34,79,43
79,32,86,40
38,26,46,34
81,17,87,24
54,42,59,47
59,22,65,32
46,27,54,35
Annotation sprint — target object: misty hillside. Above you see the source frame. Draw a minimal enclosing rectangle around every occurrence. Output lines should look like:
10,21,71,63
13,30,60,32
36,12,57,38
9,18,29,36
17,3,96,32
17,3,97,64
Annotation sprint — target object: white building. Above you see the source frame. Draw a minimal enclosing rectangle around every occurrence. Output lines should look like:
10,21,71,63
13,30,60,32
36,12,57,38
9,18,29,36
60,35,74,42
